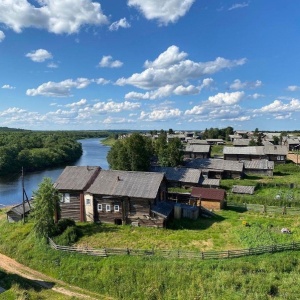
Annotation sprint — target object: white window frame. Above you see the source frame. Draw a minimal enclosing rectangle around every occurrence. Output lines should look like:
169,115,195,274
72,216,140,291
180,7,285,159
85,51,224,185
98,204,102,211
60,193,70,203
114,204,120,212
106,204,111,212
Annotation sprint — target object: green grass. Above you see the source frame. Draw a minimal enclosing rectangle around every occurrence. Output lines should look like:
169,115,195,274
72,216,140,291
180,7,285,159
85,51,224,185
1,208,300,299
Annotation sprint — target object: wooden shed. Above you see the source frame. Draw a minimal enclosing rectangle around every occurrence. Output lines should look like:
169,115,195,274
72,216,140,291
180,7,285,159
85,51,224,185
6,201,32,223
191,187,226,210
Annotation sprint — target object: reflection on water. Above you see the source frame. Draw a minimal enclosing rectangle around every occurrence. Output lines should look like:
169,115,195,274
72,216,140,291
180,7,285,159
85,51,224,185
0,138,110,206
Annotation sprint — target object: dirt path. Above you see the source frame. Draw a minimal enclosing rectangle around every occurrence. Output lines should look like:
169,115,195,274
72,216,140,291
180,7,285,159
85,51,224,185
0,253,111,299
287,152,300,164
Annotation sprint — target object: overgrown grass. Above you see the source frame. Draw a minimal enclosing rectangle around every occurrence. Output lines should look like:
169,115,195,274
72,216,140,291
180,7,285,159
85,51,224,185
1,209,300,299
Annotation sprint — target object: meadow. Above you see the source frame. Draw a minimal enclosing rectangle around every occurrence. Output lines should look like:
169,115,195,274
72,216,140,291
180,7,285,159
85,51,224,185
1,207,300,299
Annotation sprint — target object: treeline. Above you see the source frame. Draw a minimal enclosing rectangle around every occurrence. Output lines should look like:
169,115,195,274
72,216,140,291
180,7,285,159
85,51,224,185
201,126,234,141
0,131,86,176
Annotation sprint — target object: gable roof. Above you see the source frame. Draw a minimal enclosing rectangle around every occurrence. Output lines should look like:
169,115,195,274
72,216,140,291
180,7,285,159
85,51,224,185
223,146,265,155
185,158,244,172
263,145,288,155
54,166,101,191
244,159,274,170
232,185,255,195
184,144,211,153
191,187,226,201
86,170,165,199
151,166,201,184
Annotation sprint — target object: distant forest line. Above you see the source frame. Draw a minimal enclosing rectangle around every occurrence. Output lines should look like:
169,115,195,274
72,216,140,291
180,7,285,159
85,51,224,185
0,129,124,176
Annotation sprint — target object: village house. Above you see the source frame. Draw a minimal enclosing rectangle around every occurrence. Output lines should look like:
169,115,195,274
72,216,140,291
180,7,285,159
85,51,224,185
184,144,211,159
54,166,101,222
85,170,169,228
190,187,227,210
243,159,274,176
282,137,300,151
184,158,244,179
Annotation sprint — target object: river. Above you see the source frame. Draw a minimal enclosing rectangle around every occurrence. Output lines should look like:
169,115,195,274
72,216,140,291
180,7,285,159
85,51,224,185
0,138,110,207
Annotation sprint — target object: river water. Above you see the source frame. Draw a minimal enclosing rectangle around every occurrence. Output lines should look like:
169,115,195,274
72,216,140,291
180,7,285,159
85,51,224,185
0,138,110,207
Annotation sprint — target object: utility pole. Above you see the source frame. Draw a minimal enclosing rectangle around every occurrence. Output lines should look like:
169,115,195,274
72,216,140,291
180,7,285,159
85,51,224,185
21,167,30,224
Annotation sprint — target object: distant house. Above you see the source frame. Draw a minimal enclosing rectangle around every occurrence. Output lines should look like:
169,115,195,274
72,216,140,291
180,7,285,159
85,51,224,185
206,139,225,145
54,166,101,222
185,158,244,179
184,144,211,159
283,137,300,151
244,159,274,176
191,187,226,210
223,145,288,163
233,139,252,147
85,170,169,228
6,201,32,223
223,146,265,161
263,145,288,163
150,166,201,188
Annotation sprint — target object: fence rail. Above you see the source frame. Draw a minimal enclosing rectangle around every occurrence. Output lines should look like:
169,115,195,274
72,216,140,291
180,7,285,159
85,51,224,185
226,202,300,215
48,238,300,260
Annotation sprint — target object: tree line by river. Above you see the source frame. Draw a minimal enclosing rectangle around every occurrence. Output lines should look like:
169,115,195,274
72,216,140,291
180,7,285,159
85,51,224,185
0,130,113,176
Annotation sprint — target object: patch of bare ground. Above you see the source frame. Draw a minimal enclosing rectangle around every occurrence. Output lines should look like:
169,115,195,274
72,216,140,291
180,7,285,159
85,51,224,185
0,253,112,300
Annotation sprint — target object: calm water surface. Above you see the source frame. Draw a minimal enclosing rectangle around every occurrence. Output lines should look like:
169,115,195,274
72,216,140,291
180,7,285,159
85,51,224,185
0,138,110,206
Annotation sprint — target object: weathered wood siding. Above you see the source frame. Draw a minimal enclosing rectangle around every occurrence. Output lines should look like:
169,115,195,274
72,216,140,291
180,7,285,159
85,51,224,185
60,192,81,221
197,199,225,210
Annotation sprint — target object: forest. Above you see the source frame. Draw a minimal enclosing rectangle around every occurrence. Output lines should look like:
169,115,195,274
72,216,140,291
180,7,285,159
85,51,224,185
0,129,113,176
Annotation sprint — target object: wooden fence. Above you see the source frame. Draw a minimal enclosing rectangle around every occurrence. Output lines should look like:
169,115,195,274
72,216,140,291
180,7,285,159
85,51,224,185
48,238,300,260
226,202,300,215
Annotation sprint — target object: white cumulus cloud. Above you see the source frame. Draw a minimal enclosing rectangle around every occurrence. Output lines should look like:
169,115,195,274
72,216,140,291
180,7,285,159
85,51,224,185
116,45,246,90
98,55,123,68
254,99,300,113
26,78,92,97
208,91,245,105
109,18,131,31
128,0,195,25
26,49,53,62
0,30,5,42
2,84,15,89
140,108,181,121
0,0,108,34
230,79,262,90
287,85,300,92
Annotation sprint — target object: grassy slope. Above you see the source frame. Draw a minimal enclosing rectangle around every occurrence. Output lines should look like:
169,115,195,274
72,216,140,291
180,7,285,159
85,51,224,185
1,209,300,299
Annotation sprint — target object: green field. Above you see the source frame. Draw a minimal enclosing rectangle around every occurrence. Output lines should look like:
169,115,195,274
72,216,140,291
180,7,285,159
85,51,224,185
1,207,300,299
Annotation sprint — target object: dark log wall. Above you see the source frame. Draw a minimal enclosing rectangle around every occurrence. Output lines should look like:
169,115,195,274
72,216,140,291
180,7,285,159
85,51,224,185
60,192,81,221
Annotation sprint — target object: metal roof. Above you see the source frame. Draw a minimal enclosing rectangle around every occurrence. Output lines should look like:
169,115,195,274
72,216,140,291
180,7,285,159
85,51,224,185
244,159,274,170
54,166,101,191
87,170,165,199
223,146,265,155
232,185,255,195
191,187,226,201
233,139,251,146
151,166,201,184
263,145,288,155
185,158,244,172
184,144,211,153
201,178,220,186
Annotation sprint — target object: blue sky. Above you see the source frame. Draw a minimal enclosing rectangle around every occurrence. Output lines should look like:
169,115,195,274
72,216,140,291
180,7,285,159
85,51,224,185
0,0,300,131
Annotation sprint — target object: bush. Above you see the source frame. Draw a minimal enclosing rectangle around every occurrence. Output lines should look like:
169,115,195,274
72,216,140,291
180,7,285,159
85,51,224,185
55,218,76,235
53,226,80,246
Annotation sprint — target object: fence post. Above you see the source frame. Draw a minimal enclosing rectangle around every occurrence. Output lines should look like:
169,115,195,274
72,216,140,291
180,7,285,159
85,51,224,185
127,248,130,255
201,252,204,260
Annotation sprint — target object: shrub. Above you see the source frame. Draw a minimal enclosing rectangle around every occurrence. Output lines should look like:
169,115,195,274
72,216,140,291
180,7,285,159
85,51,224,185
55,218,76,234
53,226,80,246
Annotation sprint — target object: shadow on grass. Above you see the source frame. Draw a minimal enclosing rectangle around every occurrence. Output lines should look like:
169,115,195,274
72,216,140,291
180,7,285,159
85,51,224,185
167,213,225,230
225,206,248,213
0,270,55,293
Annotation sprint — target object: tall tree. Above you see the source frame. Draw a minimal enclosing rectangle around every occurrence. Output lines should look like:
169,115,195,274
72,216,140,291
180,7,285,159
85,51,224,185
107,133,153,171
32,177,59,238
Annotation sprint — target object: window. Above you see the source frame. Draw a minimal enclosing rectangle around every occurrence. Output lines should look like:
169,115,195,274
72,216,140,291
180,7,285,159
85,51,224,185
98,204,102,211
86,199,91,206
106,204,111,212
114,205,120,212
60,193,70,203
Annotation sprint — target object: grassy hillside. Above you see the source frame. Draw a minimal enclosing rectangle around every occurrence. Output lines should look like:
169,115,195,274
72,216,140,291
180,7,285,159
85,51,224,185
1,208,300,299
